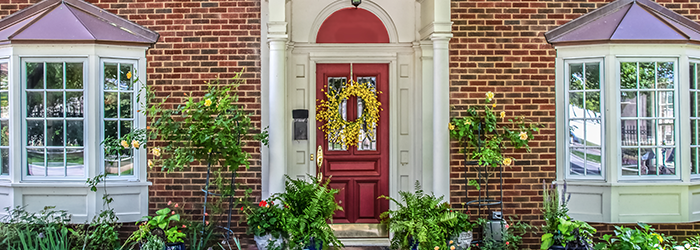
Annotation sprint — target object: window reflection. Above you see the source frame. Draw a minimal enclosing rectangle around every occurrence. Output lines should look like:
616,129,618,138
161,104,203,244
357,77,377,151
568,61,602,176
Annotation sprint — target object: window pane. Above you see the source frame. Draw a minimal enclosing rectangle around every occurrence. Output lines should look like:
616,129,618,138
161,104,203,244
691,93,697,118
26,62,43,89
640,119,655,146
66,120,83,146
622,148,639,176
585,92,600,118
120,93,132,118
46,91,64,118
104,120,118,139
657,62,674,89
570,147,584,176
327,77,347,151
119,64,133,91
693,148,698,175
640,148,656,175
27,120,44,146
357,77,377,151
47,120,64,146
47,148,64,177
659,120,674,146
621,120,638,146
570,63,583,90
65,63,83,89
692,120,697,145
0,92,7,119
569,92,583,118
121,150,133,175
0,63,7,91
569,120,583,147
104,92,118,118
120,121,132,138
659,148,675,175
585,63,600,90
0,149,8,175
66,148,83,177
105,151,118,176
585,119,601,146
27,149,45,176
66,92,83,118
639,91,655,118
46,63,63,89
0,120,8,146
659,91,674,118
639,62,655,89
27,92,44,118
585,147,602,176
621,62,637,89
104,63,118,90
620,92,637,117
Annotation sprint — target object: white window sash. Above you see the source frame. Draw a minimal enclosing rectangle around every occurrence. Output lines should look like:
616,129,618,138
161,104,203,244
564,58,606,181
615,57,681,181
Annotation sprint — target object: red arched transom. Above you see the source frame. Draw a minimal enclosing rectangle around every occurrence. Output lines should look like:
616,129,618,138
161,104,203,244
316,8,389,43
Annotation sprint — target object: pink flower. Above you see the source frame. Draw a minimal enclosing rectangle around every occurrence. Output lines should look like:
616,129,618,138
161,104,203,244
167,201,172,205
506,242,510,246
205,221,209,225
505,224,510,229
174,203,179,208
205,213,209,216
171,211,175,215
182,225,187,228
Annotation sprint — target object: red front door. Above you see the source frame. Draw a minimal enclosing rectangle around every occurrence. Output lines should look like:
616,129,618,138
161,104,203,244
316,64,389,224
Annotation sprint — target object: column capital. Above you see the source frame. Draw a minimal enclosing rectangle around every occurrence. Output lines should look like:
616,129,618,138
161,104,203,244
429,32,453,42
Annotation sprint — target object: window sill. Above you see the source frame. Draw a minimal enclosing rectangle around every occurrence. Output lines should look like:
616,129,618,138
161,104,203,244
562,181,700,223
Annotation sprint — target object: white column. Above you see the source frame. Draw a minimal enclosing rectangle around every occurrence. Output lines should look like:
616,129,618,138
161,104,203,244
431,33,452,200
267,35,287,197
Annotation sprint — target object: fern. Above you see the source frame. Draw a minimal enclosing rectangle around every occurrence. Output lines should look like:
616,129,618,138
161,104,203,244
380,181,472,250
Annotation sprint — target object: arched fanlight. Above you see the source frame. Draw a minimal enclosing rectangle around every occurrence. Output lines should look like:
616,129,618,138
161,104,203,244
351,0,361,8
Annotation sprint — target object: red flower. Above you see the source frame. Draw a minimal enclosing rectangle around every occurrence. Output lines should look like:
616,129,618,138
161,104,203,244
270,201,274,205
240,207,244,211
506,242,510,246
259,200,268,207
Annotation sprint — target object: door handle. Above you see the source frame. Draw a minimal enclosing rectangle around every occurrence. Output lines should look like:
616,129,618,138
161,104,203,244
316,145,323,169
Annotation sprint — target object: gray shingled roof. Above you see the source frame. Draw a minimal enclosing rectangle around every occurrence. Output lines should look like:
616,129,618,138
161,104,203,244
545,0,700,45
0,0,158,45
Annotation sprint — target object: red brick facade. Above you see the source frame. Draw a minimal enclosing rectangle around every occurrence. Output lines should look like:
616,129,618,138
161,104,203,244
0,0,698,248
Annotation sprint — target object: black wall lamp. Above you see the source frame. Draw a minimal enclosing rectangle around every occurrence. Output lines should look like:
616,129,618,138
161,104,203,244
351,0,361,8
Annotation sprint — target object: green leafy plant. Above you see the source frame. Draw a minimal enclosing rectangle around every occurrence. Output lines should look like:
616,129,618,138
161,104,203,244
450,92,541,189
594,223,675,250
678,234,700,249
540,181,596,250
279,174,343,250
186,219,219,250
140,234,165,250
475,216,534,250
244,199,286,238
380,181,470,250
0,206,71,250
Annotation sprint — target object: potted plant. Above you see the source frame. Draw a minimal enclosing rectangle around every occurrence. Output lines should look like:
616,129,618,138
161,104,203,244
594,223,674,250
278,174,343,250
122,202,187,250
244,199,286,250
380,181,469,250
540,181,596,250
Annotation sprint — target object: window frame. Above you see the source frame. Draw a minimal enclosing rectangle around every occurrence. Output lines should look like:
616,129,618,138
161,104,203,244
564,57,606,181
615,57,681,181
20,57,89,181
0,58,9,179
99,58,142,181
690,58,700,179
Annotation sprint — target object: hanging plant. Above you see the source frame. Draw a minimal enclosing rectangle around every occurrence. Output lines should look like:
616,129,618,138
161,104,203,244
316,80,381,149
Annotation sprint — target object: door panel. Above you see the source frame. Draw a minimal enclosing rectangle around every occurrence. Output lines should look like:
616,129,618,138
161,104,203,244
316,63,389,224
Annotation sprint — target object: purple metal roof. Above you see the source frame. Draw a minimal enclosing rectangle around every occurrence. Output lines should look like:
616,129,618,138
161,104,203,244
545,0,700,45
0,0,158,45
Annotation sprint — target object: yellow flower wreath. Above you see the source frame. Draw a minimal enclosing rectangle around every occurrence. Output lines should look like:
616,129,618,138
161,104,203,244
316,80,381,149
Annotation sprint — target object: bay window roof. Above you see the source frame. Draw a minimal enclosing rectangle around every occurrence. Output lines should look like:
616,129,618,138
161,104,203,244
545,0,700,45
0,0,159,45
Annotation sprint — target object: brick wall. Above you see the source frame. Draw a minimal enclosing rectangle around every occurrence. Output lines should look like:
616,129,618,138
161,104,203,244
449,0,700,248
0,0,263,247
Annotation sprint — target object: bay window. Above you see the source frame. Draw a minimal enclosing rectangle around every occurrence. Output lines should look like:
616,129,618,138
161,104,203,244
566,60,603,178
102,60,137,178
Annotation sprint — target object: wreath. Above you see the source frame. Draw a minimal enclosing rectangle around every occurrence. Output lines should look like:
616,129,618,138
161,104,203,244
316,80,381,149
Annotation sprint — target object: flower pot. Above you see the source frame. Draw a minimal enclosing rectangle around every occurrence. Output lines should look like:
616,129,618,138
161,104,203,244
303,237,323,250
254,234,285,250
549,245,589,250
455,231,473,249
165,242,186,250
